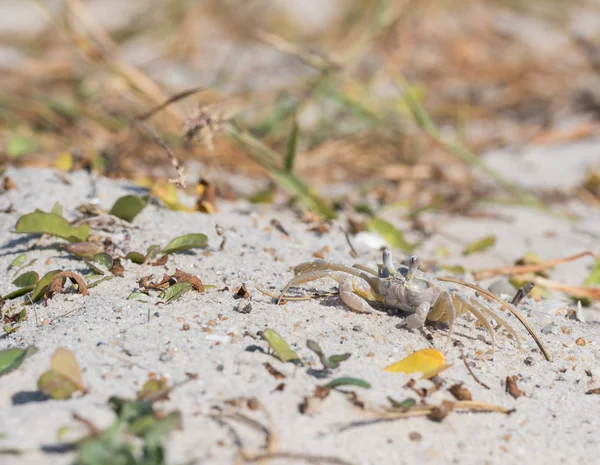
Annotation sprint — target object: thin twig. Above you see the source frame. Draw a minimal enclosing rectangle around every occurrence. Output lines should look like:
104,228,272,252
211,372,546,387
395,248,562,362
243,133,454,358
460,350,490,390
344,230,359,259
132,120,186,187
244,452,355,465
254,283,339,302
473,251,598,280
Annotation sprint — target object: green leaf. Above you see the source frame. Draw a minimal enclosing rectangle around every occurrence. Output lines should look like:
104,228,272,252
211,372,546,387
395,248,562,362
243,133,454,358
269,170,336,220
15,211,91,242
163,283,192,304
306,339,350,369
161,233,208,254
3,285,35,300
37,370,81,399
145,245,161,260
142,412,181,442
137,378,169,400
9,254,27,269
366,217,414,252
87,276,114,289
127,291,146,300
328,353,352,366
463,235,496,255
37,347,86,399
6,133,37,158
387,396,416,410
125,251,146,264
262,329,301,364
3,325,19,334
248,186,276,204
584,260,600,286
64,242,103,260
51,202,63,216
12,271,39,288
30,270,62,302
109,195,147,222
323,377,371,389
93,253,113,269
284,119,299,173
0,346,37,377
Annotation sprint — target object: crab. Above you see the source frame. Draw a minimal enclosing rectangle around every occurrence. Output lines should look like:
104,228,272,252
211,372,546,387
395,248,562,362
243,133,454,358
277,248,551,361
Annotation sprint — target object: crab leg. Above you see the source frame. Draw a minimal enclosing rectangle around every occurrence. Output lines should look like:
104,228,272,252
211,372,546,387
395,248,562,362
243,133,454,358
455,294,496,353
469,297,521,349
338,277,377,314
290,260,378,292
438,290,457,351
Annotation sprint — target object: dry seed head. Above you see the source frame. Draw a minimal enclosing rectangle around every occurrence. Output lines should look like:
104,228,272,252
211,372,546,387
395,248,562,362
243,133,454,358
183,105,226,151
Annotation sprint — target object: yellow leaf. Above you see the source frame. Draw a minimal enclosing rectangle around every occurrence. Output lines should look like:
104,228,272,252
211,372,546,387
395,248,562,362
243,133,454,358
383,348,445,374
51,347,85,391
152,182,190,211
421,363,453,379
54,152,73,172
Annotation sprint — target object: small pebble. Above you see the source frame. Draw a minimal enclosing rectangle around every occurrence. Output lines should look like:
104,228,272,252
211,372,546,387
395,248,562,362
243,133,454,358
576,337,586,346
409,432,422,442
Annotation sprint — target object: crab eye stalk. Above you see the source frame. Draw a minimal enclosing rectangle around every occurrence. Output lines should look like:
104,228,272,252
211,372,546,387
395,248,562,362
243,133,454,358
382,247,395,273
407,255,419,279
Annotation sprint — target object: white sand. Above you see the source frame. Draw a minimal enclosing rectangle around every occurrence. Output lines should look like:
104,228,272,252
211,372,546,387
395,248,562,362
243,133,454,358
1,167,600,465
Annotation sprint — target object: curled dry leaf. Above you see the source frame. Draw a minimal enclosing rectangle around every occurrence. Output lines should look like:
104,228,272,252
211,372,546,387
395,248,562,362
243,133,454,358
234,283,251,299
172,269,204,292
110,258,124,277
152,254,169,266
44,271,88,304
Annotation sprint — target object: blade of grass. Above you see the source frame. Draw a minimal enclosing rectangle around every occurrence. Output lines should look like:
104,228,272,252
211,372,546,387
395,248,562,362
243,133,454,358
284,119,299,173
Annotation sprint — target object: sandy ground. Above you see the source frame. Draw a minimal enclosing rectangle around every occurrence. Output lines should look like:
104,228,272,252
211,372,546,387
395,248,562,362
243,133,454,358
1,167,600,465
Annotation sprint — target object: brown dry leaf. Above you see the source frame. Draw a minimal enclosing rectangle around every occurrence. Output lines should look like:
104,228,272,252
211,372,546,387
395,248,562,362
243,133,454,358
344,391,365,410
505,376,522,399
299,385,331,415
3,177,17,191
263,362,286,380
138,274,154,289
152,254,169,266
44,271,89,304
427,401,452,422
270,219,290,236
146,274,173,291
235,283,251,299
347,218,366,235
312,246,330,259
448,383,472,401
586,388,600,395
172,269,204,292
195,178,217,213
308,223,331,235
110,258,124,277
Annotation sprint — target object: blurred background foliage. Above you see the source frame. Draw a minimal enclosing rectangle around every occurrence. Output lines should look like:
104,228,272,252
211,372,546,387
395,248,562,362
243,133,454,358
2,0,600,215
